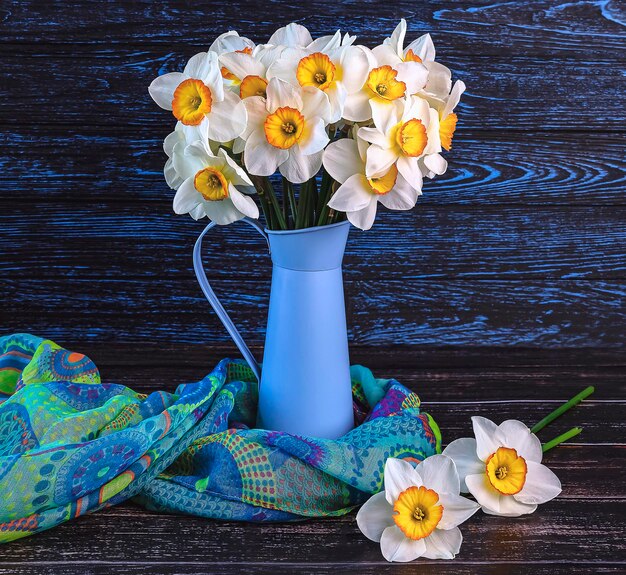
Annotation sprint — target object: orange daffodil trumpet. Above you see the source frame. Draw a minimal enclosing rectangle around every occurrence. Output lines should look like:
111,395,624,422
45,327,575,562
240,78,331,183
149,20,466,228
149,51,247,144
443,417,562,517
357,456,480,562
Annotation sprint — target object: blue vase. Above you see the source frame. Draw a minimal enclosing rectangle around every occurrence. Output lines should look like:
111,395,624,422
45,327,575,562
193,219,354,439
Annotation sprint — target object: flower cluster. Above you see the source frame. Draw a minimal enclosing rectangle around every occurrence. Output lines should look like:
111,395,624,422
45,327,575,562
358,417,563,563
149,20,465,230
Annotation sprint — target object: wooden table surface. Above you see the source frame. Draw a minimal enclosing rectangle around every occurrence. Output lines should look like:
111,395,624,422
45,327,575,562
1,0,625,573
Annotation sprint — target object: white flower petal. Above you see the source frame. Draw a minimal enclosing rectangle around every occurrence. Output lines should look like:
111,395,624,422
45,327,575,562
268,23,313,48
371,43,402,67
299,118,330,155
172,142,206,180
515,461,561,505
423,61,452,99
422,527,462,560
242,95,269,139
266,77,303,112
208,91,247,142
347,199,378,230
266,51,302,86
371,99,402,134
365,145,398,178
164,158,183,190
172,177,200,214
279,147,322,184
325,83,347,123
220,149,253,186
322,139,365,184
497,420,543,463
383,457,423,504
219,51,265,81
406,33,436,62
343,90,373,122
396,155,423,192
377,175,419,210
148,72,184,110
328,173,372,212
228,185,259,219
472,416,504,461
209,31,254,55
380,525,427,563
437,493,480,529
340,46,373,94
188,204,206,220
163,126,184,156
244,130,286,176
180,119,209,146
301,86,332,123
423,153,448,176
202,198,245,226
355,491,394,543
442,80,466,119
358,127,391,150
308,30,342,52
184,52,212,79
395,61,428,94
442,438,484,493
466,473,537,517
387,19,407,58
414,454,460,496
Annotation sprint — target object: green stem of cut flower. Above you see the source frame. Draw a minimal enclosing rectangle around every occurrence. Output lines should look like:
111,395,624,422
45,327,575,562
295,179,310,229
316,169,333,226
530,386,595,434
264,177,287,230
283,177,297,228
541,427,582,453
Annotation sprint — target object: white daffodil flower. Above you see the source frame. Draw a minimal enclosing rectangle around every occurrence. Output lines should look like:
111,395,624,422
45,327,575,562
148,51,247,143
171,141,258,225
267,43,372,123
323,137,420,230
240,77,331,183
342,41,428,123
357,456,479,563
358,95,442,192
374,19,453,101
163,122,220,190
443,417,562,517
267,22,346,53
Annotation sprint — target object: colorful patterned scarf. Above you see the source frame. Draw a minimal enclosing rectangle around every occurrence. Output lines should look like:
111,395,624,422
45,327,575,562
0,333,440,543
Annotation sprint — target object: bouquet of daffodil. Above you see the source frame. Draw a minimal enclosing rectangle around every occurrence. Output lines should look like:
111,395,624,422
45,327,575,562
149,20,465,230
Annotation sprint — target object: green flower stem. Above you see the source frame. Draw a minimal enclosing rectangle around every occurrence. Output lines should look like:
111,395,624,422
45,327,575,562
542,427,583,453
283,177,297,228
308,176,318,227
295,179,311,229
316,169,333,226
263,177,287,230
530,386,595,434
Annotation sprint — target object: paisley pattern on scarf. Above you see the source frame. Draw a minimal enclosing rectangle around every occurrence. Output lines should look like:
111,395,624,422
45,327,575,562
0,333,440,543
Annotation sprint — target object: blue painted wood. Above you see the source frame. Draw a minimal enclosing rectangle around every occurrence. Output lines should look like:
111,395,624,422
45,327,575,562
1,1,624,58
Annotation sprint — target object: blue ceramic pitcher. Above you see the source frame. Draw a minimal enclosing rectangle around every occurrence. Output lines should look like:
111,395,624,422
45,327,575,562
193,219,354,439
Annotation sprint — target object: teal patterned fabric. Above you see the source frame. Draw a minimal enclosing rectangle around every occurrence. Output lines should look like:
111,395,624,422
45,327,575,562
0,333,440,542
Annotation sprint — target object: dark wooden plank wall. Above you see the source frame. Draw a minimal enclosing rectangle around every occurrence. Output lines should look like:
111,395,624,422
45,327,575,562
1,0,624,350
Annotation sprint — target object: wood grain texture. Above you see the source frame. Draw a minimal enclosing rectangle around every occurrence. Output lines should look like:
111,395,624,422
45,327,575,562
2,205,625,279
1,129,624,205
1,0,624,58
3,277,625,346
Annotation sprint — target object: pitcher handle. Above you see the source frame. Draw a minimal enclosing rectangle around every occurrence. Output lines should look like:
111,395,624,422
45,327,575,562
193,217,269,383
